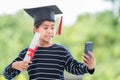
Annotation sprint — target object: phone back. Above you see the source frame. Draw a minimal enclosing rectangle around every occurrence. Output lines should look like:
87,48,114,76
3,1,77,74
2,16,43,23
84,42,93,54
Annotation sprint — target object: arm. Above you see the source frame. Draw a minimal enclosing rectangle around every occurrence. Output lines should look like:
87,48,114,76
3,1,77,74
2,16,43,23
3,61,20,80
3,48,28,79
65,51,95,75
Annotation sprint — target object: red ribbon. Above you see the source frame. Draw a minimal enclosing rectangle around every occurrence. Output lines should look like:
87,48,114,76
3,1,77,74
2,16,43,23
28,46,38,61
56,16,63,35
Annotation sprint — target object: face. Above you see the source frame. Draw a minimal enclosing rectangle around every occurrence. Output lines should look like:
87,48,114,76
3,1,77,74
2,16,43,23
34,21,55,44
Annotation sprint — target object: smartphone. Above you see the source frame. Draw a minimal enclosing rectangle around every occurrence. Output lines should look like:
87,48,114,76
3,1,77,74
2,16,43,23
84,42,93,57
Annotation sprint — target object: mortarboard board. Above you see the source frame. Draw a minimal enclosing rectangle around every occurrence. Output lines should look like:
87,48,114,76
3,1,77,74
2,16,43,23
24,5,63,35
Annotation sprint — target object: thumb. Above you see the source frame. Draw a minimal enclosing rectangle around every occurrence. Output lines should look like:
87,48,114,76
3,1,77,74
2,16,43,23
23,61,32,64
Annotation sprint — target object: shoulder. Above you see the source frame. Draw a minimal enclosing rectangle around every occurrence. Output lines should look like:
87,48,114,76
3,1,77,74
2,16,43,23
12,47,28,61
18,47,28,57
53,44,71,54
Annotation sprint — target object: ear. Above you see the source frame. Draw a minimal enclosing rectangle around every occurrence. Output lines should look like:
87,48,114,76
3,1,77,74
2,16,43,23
33,27,38,33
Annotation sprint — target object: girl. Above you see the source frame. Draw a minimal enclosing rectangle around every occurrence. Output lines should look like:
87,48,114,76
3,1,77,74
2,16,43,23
4,5,95,80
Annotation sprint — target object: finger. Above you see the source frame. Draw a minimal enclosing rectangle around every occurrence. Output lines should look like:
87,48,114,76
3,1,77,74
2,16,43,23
83,56,94,65
22,63,29,68
83,57,88,63
83,54,91,61
82,60,88,66
23,61,30,64
23,61,32,66
88,51,92,54
29,61,32,65
82,56,88,63
21,68,28,71
22,67,28,70
21,65,29,70
24,64,29,68
21,63,27,67
88,51,94,58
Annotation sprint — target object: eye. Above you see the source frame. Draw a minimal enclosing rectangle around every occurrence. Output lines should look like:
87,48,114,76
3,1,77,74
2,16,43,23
43,25,48,29
51,25,55,29
51,27,54,29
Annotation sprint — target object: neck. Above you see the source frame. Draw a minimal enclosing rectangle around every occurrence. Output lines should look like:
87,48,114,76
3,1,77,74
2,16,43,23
38,40,53,47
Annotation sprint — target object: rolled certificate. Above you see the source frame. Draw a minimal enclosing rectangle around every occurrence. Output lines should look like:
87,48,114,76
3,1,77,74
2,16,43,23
23,32,40,62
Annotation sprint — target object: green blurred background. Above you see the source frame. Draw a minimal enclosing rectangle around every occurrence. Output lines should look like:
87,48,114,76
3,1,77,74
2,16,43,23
0,0,120,80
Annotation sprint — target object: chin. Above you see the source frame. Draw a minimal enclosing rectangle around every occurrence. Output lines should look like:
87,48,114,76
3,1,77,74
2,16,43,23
44,40,51,43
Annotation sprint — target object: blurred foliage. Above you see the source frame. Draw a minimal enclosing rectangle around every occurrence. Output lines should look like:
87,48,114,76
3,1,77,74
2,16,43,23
105,0,120,23
0,9,120,80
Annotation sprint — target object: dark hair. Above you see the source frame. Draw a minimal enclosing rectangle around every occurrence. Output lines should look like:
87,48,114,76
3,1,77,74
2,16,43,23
34,20,55,28
34,21,43,28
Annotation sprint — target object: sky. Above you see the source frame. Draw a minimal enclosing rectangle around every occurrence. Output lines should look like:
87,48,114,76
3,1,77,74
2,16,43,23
0,0,112,26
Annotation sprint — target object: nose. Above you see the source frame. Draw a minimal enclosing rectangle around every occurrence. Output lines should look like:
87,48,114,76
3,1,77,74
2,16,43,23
48,28,53,34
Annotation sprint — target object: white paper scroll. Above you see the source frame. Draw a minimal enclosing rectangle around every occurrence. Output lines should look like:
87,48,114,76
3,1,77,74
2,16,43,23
23,32,40,62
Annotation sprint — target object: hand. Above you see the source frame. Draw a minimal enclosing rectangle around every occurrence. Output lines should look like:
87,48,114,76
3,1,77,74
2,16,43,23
82,51,96,70
12,61,32,71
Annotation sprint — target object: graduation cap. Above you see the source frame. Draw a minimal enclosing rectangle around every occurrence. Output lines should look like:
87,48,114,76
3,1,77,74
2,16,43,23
24,5,63,35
